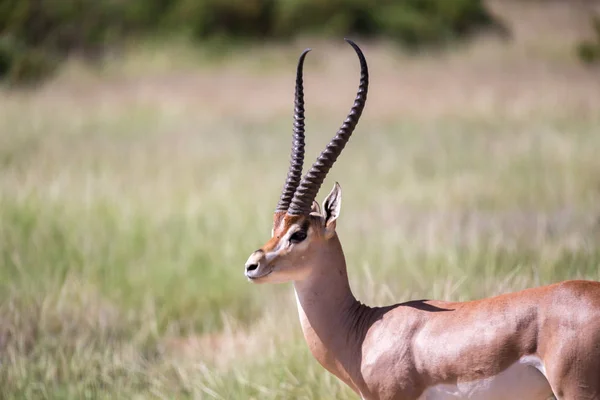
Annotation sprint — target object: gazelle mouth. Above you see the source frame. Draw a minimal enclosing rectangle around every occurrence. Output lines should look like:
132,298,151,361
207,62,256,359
246,269,273,281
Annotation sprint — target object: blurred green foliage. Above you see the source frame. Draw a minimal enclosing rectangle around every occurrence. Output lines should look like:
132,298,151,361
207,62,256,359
0,0,501,84
577,16,600,65
0,36,57,85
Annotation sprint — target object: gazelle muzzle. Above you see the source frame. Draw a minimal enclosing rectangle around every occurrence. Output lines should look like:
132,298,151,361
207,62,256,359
245,249,271,280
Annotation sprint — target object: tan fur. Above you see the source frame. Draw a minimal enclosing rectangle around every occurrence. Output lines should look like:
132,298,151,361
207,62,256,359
246,206,600,400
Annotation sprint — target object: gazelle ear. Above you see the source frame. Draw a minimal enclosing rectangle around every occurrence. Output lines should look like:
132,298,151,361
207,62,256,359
322,182,342,238
310,200,322,215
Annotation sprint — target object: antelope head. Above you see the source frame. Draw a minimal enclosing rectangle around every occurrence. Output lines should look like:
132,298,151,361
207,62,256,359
244,39,368,284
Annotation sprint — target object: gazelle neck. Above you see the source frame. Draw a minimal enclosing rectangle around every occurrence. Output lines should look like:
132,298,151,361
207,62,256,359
293,234,373,392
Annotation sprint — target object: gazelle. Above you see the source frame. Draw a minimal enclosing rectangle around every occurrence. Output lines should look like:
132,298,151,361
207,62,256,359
244,39,600,400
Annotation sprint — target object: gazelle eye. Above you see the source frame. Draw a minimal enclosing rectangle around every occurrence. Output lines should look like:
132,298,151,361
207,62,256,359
290,230,307,244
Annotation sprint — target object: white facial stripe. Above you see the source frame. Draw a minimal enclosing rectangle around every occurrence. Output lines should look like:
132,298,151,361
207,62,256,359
265,224,302,262
265,250,278,263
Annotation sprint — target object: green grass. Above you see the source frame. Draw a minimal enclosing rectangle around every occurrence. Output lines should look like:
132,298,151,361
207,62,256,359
1,29,600,398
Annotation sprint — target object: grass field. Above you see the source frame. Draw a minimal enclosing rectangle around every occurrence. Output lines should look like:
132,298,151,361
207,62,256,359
1,3,600,399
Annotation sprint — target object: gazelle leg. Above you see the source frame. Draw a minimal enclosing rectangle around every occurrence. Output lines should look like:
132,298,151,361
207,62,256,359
544,357,600,399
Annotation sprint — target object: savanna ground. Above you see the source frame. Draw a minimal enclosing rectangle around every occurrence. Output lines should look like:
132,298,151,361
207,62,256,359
1,2,600,399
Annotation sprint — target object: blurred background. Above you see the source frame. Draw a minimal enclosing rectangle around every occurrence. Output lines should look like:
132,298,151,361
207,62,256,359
1,0,600,398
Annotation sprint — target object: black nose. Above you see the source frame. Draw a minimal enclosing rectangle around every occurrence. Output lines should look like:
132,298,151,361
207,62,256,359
246,263,258,272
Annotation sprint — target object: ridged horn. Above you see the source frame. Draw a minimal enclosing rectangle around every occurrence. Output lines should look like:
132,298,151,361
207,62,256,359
275,48,311,212
287,39,368,215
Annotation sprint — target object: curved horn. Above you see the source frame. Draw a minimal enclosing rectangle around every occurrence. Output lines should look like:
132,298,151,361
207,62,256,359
288,39,368,215
275,48,311,212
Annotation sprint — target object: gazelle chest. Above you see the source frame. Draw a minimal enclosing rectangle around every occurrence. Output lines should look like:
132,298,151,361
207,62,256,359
417,356,552,400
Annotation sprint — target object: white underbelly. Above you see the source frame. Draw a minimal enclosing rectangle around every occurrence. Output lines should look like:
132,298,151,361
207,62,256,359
418,356,553,400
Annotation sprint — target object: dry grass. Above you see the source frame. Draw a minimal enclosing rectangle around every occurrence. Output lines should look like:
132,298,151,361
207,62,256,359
1,1,600,398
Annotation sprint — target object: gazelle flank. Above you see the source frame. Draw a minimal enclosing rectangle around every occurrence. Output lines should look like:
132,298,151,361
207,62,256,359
244,39,600,400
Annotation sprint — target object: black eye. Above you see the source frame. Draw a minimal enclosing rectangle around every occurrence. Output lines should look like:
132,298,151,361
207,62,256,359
290,230,307,244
